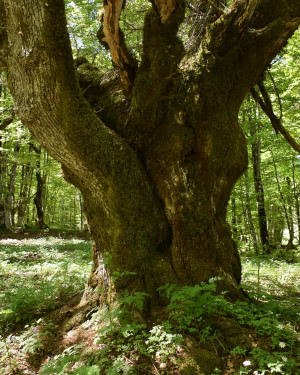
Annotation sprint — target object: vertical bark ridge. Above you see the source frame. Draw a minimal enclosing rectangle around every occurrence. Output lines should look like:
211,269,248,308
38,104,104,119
128,0,185,141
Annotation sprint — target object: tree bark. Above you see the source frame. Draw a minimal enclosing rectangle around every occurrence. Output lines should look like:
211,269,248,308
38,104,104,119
16,163,34,227
230,197,238,236
0,85,15,229
285,176,295,248
0,131,5,229
249,122,270,253
1,0,300,307
34,169,48,229
244,171,260,254
3,141,20,231
268,204,284,247
272,151,294,248
30,143,48,228
79,193,84,230
292,162,300,245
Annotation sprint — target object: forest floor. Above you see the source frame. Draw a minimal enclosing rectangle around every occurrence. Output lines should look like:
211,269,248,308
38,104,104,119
0,228,91,241
0,235,299,375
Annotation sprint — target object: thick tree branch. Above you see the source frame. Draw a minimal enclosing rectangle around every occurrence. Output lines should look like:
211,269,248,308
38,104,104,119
251,83,300,154
129,0,185,133
97,0,137,98
200,0,300,109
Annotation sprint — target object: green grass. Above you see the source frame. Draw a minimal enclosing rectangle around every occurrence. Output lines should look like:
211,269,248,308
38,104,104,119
0,237,92,329
241,256,300,317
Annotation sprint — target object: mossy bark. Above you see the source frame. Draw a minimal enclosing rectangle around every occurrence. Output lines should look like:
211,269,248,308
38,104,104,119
1,0,300,310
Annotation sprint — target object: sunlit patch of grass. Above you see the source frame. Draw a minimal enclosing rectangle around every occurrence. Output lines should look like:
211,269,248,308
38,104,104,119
0,237,92,329
241,255,300,318
242,256,300,292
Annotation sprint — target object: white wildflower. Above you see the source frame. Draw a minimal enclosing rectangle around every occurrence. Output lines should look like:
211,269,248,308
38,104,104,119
277,324,284,330
279,342,286,348
282,356,288,362
243,360,251,367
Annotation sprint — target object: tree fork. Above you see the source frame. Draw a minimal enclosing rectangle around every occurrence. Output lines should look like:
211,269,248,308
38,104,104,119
1,0,300,312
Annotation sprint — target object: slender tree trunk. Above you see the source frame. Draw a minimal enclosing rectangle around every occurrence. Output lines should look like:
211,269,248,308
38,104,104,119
79,193,84,230
292,162,300,244
4,166,16,231
51,192,57,228
34,170,48,228
251,136,270,253
16,163,34,227
286,176,295,247
238,181,250,247
244,171,260,254
3,141,20,230
272,151,294,248
31,145,48,229
73,195,77,229
268,204,284,247
231,197,238,236
34,173,47,228
0,204,4,228
244,100,270,253
0,93,15,229
0,139,5,229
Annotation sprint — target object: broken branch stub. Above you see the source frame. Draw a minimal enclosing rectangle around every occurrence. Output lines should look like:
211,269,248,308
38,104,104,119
98,0,137,98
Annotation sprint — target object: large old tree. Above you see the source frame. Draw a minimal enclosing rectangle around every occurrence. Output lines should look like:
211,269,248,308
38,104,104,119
0,0,299,308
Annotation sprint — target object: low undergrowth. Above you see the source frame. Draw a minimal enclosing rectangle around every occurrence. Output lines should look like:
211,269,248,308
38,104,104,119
0,238,299,374
0,237,92,330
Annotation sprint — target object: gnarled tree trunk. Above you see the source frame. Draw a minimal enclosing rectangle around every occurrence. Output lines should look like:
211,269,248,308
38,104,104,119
1,0,300,309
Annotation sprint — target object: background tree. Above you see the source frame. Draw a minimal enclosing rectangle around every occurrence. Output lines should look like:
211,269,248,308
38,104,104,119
15,147,34,227
228,27,300,254
0,77,84,231
1,0,300,310
31,143,48,229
